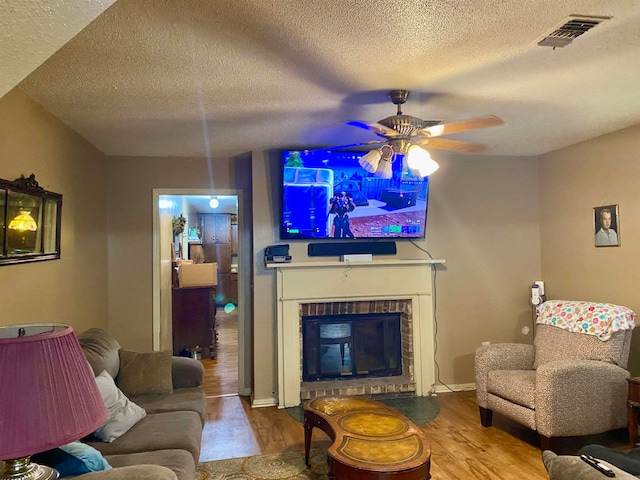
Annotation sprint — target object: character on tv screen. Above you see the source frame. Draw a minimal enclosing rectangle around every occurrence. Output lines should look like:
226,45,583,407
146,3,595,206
329,191,355,238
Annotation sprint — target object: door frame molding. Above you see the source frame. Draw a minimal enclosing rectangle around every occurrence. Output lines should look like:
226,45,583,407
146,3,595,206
152,188,247,395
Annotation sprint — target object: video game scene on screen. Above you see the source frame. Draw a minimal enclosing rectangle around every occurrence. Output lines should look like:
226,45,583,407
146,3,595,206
281,150,429,240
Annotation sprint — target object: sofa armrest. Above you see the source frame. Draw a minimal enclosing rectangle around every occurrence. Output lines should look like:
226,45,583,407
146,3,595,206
172,356,204,388
535,359,630,437
475,343,535,408
543,451,636,480
70,465,177,480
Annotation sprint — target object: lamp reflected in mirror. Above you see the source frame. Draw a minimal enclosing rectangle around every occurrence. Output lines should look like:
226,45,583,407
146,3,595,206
8,211,38,232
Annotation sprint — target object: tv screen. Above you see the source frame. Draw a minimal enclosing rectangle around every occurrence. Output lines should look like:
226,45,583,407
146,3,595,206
280,149,429,240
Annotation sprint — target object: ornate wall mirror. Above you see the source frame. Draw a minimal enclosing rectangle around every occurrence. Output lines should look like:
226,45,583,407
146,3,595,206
0,174,62,265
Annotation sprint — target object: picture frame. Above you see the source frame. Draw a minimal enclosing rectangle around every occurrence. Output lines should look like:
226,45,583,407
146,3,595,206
594,204,620,247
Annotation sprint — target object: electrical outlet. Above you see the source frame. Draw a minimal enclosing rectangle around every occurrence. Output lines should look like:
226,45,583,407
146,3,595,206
522,326,530,335
481,341,490,346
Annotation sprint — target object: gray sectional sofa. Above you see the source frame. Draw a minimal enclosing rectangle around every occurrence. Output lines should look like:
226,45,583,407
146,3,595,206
74,328,207,480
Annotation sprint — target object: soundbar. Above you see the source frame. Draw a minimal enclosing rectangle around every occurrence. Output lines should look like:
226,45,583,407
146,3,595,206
308,241,397,257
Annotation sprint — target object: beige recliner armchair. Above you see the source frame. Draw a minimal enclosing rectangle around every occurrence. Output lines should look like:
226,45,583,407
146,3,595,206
475,300,636,450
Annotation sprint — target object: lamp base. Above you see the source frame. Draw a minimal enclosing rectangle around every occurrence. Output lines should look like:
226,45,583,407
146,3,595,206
1,457,59,480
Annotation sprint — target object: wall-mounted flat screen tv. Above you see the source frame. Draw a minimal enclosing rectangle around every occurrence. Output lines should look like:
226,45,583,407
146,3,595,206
280,149,429,240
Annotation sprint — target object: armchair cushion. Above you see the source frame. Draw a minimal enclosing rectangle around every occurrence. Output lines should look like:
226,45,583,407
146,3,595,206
487,370,535,409
534,324,630,369
475,343,535,408
117,350,173,396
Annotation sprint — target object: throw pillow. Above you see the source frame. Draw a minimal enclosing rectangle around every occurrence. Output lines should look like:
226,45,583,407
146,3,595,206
116,349,173,397
94,370,146,442
31,441,111,478
542,450,635,480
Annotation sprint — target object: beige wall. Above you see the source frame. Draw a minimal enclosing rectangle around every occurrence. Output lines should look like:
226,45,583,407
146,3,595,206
539,123,640,374
105,155,252,351
0,88,108,333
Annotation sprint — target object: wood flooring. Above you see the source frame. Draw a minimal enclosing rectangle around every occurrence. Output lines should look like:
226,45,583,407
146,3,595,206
198,312,629,478
200,310,238,397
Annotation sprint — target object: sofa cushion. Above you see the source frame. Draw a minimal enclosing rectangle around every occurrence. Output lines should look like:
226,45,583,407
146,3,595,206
542,450,636,479
94,371,147,443
105,449,195,480
32,441,111,478
87,411,202,465
117,349,173,396
78,329,121,378
132,387,206,425
76,464,179,480
534,324,629,369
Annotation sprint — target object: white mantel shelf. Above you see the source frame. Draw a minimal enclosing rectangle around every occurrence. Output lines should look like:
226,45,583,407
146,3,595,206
269,257,445,408
266,258,445,269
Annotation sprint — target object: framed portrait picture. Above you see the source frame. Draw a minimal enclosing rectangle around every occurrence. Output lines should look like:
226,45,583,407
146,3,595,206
594,204,620,247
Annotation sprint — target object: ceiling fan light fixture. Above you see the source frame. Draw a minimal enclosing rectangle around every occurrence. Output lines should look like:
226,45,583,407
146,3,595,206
407,145,440,177
375,157,393,179
358,149,381,173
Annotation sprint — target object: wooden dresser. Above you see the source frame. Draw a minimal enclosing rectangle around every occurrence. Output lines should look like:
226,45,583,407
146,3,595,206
171,286,217,358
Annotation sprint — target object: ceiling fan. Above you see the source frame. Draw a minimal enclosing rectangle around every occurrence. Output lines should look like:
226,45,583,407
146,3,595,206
335,90,504,178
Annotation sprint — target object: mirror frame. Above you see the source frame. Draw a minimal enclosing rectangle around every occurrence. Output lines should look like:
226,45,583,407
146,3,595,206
0,174,63,266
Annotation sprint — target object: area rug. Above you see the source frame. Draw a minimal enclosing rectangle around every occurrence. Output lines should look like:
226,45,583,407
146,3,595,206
286,395,440,426
196,448,328,480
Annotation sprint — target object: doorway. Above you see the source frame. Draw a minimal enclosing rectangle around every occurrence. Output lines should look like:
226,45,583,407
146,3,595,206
152,189,247,397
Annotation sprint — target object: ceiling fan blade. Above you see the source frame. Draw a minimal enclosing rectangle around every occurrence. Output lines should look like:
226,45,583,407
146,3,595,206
415,137,487,153
416,115,504,137
304,140,386,154
346,121,400,137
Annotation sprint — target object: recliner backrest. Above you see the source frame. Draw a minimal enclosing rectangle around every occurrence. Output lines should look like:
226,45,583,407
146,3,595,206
533,324,631,369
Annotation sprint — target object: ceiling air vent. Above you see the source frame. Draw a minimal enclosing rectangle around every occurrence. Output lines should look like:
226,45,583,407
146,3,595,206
537,15,611,48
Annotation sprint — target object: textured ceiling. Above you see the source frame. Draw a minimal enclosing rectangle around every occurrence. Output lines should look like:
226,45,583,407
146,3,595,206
0,1,115,98
12,0,640,158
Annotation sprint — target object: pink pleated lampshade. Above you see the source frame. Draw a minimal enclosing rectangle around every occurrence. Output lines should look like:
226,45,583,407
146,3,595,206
0,323,107,460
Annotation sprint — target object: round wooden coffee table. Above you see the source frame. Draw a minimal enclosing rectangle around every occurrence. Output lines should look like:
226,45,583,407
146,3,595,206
304,395,431,480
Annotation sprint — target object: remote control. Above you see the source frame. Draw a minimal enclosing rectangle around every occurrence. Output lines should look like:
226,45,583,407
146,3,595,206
580,454,616,477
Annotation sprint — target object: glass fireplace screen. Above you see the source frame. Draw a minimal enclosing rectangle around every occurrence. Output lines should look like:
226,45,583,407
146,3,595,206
302,312,402,382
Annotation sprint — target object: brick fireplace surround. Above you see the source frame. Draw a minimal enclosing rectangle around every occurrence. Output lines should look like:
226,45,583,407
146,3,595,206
269,258,444,408
300,299,414,400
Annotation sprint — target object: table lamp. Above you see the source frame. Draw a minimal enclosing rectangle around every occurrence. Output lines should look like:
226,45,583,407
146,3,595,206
0,324,107,480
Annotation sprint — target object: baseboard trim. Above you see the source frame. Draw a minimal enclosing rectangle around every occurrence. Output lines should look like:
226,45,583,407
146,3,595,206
433,382,476,394
251,396,278,408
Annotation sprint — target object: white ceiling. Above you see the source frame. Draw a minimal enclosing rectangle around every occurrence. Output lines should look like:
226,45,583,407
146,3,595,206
9,0,640,159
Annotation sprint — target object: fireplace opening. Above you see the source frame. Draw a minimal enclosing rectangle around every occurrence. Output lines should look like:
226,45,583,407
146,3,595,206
302,312,402,382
